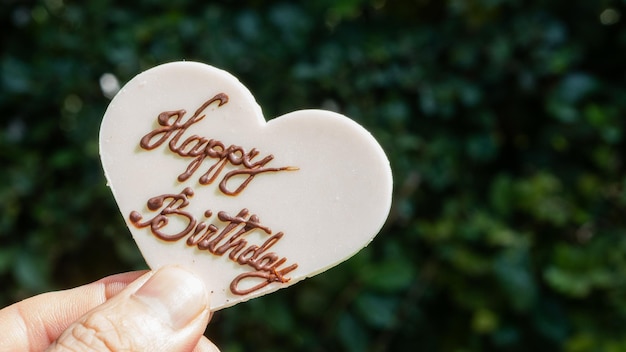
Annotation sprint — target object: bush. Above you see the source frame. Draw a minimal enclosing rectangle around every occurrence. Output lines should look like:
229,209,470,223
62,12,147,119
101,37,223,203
2,0,625,350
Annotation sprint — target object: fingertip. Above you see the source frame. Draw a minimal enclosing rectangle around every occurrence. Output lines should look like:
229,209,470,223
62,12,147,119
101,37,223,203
95,270,150,299
193,336,221,352
133,266,209,330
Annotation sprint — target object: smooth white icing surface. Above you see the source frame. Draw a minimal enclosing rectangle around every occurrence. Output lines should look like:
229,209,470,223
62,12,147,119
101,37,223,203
100,61,392,310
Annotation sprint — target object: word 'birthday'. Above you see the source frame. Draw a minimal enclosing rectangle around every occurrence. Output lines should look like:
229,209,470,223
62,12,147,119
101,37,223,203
139,93,298,195
130,187,298,295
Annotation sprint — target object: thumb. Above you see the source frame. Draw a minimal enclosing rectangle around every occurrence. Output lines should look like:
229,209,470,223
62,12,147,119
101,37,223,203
47,266,212,352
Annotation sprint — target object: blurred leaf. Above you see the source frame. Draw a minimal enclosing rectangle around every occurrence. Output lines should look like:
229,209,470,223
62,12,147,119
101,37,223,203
337,312,369,352
472,308,499,334
0,248,15,274
13,250,50,292
354,293,399,329
358,257,415,292
493,249,537,311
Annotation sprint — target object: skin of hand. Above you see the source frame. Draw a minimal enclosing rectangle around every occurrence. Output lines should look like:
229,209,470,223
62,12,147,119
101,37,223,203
0,266,220,352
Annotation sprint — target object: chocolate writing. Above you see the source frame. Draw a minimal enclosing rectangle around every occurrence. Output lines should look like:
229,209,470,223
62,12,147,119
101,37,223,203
130,187,298,295
139,93,298,195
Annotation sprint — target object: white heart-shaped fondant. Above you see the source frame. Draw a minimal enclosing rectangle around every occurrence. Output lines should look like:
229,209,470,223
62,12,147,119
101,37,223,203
100,62,392,310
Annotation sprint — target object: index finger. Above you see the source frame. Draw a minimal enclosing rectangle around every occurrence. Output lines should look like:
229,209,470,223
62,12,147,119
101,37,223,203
0,270,148,351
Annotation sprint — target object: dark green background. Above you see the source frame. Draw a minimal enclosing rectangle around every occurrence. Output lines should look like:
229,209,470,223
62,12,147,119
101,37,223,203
2,0,626,351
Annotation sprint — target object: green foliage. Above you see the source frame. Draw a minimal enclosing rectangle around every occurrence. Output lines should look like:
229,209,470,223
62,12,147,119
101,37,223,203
2,0,626,350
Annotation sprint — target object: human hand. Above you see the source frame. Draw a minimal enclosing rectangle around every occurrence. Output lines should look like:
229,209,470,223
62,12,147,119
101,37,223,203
0,266,219,351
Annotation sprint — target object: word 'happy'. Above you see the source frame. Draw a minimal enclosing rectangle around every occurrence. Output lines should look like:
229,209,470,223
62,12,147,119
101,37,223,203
138,93,298,196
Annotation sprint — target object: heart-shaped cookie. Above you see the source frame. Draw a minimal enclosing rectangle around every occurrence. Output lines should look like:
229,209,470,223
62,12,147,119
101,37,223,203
100,62,392,310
